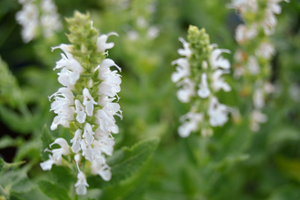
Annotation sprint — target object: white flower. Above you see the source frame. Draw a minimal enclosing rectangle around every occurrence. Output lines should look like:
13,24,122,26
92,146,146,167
235,24,258,44
91,155,112,181
71,129,82,153
75,171,89,195
208,97,229,127
253,89,264,109
83,123,95,145
75,99,86,123
197,73,210,98
50,106,74,130
176,78,195,103
256,42,275,59
247,56,260,75
211,70,231,92
93,132,115,156
97,32,119,52
40,138,70,170
171,58,190,83
15,3,39,43
210,49,231,70
82,88,97,116
250,109,267,132
178,111,203,137
54,51,84,86
178,37,192,57
80,140,93,161
147,26,160,39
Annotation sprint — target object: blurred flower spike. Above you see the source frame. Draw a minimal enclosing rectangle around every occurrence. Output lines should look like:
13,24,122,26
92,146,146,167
172,25,231,138
40,11,122,195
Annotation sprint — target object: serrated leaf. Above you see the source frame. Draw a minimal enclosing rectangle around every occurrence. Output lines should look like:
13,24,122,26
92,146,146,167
88,138,159,190
41,125,54,161
38,180,71,200
51,166,77,190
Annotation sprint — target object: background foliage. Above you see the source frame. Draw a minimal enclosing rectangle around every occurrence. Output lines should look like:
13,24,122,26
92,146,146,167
0,0,300,199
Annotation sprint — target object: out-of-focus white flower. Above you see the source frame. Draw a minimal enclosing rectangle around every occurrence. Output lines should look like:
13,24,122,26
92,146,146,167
178,111,203,137
235,24,258,44
71,129,82,153
211,70,231,92
253,89,264,109
250,109,267,132
210,49,231,70
256,42,275,59
171,58,190,83
178,37,192,57
176,78,195,103
247,56,260,75
15,3,39,43
208,97,229,127
147,26,160,39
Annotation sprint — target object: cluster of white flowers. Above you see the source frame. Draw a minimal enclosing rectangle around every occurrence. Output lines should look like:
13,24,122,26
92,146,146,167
231,0,289,42
172,29,231,138
126,16,160,41
40,32,122,195
16,0,62,43
231,0,288,132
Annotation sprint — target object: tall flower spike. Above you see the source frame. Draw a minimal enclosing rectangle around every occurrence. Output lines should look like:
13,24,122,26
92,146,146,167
41,12,122,195
230,0,289,132
172,26,231,137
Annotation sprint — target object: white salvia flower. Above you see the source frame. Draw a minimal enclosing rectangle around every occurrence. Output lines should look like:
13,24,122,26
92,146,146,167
147,26,160,39
93,132,115,156
250,109,267,132
80,140,93,161
40,138,70,170
83,123,95,145
256,42,275,59
97,32,119,52
82,88,97,116
208,97,229,127
54,49,84,86
15,3,39,43
16,0,61,42
178,37,192,57
176,78,196,103
75,171,89,195
235,24,258,44
91,155,112,181
178,111,203,138
231,0,258,13
127,30,140,41
71,129,82,153
197,73,210,98
253,89,264,109
210,49,231,70
75,99,86,123
171,58,190,83
247,56,260,75
211,70,231,92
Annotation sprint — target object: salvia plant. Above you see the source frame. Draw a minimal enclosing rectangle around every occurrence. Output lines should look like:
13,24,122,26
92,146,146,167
0,0,300,199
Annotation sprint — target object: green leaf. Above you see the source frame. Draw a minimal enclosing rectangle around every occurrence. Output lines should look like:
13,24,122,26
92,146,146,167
0,106,32,134
0,135,24,149
88,139,159,193
41,125,54,161
14,138,41,162
38,180,71,200
51,166,77,190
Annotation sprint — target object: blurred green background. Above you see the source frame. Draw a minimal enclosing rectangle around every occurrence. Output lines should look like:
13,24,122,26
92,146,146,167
0,0,300,199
